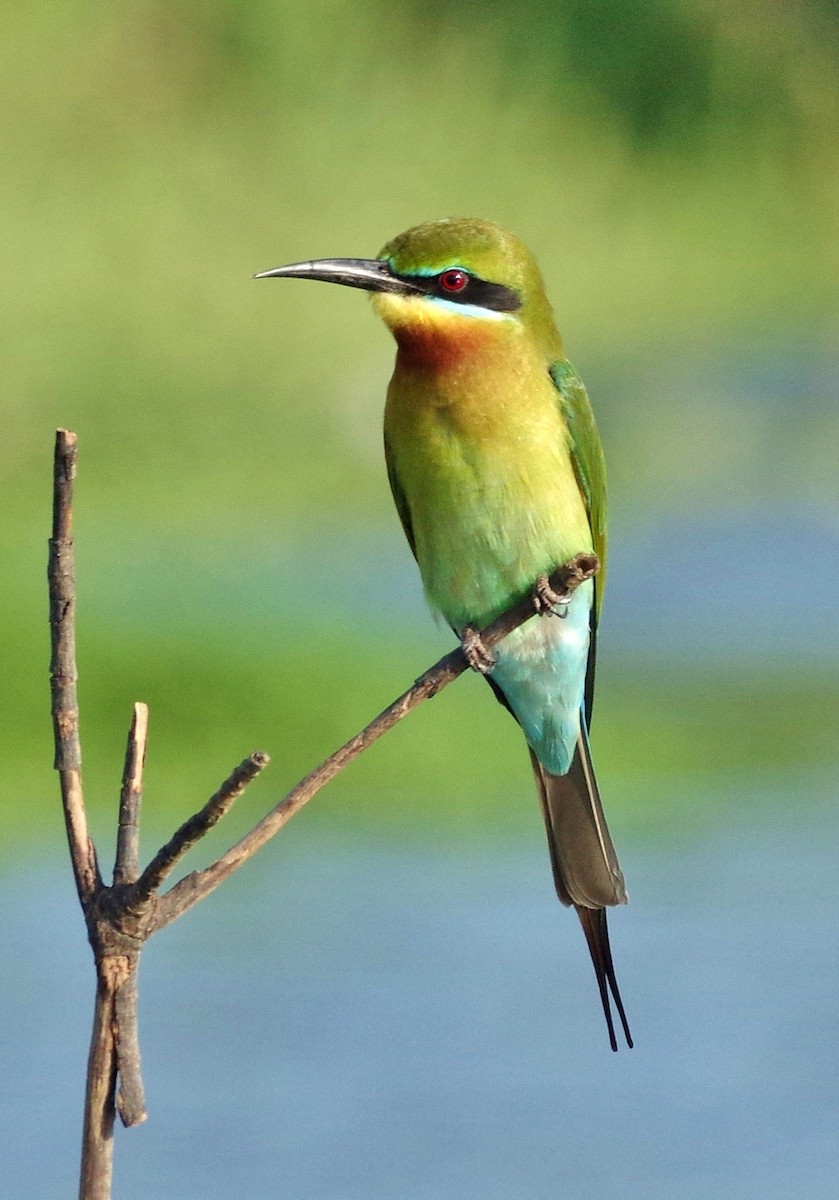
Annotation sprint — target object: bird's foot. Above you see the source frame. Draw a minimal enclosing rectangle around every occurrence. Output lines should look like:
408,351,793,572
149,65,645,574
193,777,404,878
460,626,496,674
532,573,570,618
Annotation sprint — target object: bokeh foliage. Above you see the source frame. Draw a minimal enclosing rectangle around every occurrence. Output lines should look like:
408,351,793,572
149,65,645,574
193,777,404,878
3,0,837,856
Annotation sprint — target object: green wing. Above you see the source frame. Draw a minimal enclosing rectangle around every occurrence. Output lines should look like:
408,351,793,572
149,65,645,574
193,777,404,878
549,359,607,605
383,429,417,559
549,359,608,723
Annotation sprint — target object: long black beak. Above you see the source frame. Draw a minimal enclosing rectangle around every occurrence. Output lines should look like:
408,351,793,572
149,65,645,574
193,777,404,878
254,257,424,297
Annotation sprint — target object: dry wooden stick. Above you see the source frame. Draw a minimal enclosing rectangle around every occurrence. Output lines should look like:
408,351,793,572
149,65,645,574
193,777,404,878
78,960,121,1200
47,433,271,1199
133,751,270,904
114,703,148,887
48,427,598,1199
49,430,100,906
110,706,149,1130
114,970,145,1127
153,550,598,931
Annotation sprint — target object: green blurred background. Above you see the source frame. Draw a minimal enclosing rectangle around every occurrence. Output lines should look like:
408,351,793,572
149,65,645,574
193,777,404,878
4,0,836,855
4,2,839,1195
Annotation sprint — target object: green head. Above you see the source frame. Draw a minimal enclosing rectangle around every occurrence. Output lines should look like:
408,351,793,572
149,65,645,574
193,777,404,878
256,218,564,361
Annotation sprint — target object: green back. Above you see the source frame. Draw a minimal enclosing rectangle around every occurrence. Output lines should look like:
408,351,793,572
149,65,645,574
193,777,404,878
550,359,607,724
549,359,607,608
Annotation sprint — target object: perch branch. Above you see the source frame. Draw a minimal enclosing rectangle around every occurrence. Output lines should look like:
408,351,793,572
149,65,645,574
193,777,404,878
153,551,599,931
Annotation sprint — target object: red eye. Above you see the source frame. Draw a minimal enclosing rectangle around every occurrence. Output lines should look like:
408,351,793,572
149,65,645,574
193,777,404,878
438,268,469,293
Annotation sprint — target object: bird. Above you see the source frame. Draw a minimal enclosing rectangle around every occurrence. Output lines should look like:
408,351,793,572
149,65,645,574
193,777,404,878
256,218,632,1050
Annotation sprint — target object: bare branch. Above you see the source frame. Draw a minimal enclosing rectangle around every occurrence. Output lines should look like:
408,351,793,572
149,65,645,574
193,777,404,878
154,553,599,931
114,967,146,1128
79,962,123,1200
114,704,148,887
134,751,270,905
48,429,100,906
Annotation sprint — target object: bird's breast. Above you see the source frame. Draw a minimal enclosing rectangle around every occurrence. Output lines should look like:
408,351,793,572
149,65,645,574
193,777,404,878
384,343,593,629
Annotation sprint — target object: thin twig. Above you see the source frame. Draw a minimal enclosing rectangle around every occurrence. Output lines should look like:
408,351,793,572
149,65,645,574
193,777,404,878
114,967,146,1128
133,751,270,905
49,429,100,905
114,704,148,887
154,553,599,931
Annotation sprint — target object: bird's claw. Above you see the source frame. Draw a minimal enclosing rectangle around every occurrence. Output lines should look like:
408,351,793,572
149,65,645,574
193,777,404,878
461,626,496,674
533,573,570,618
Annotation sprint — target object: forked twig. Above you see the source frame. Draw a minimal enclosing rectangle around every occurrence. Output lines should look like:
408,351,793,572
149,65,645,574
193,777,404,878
48,428,598,1199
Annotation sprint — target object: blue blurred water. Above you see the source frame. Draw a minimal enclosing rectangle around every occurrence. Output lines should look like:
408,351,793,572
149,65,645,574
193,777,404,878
82,506,839,667
4,783,839,1199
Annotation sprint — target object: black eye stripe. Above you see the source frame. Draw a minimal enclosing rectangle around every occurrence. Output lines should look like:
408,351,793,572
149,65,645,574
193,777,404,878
447,276,522,313
389,266,522,313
